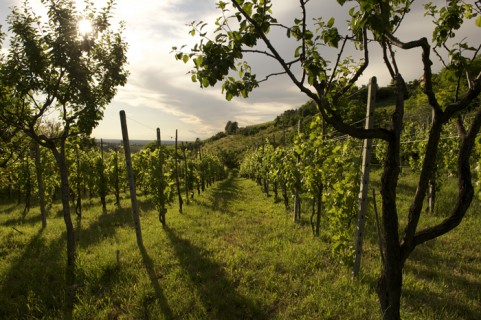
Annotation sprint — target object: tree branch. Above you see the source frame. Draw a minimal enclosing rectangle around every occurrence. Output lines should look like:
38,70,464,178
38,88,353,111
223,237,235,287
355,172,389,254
444,71,481,117
241,49,276,59
300,0,307,84
382,40,396,78
327,35,350,93
401,105,481,263
400,117,444,259
231,0,387,141
257,71,289,83
230,0,317,102
333,28,369,102
385,33,442,113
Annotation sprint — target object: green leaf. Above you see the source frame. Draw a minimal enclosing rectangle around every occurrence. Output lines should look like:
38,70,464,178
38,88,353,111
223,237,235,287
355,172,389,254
294,45,302,58
476,16,481,27
182,54,189,63
243,2,253,16
327,17,335,28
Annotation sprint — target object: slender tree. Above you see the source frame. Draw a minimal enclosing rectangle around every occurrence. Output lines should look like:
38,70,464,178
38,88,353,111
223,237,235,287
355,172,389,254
174,1,481,319
0,0,128,317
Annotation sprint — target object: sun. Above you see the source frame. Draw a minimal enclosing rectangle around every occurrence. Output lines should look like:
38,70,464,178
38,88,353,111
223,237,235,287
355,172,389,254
78,18,93,36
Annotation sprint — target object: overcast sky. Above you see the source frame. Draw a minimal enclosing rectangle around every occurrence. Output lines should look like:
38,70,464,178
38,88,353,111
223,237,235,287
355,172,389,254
1,0,479,141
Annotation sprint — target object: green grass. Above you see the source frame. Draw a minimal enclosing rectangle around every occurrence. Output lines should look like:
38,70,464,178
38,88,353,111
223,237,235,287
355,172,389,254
1,172,480,319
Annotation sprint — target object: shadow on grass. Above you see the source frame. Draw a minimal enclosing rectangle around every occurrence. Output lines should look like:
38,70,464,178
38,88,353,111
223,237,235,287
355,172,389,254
0,228,65,319
165,227,266,320
403,286,480,319
137,243,174,319
402,242,481,319
0,203,22,216
2,211,44,227
76,206,133,249
193,176,242,215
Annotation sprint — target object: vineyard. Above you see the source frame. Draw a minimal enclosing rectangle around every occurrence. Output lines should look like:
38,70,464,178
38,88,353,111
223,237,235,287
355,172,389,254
1,165,481,319
2,0,481,319
2,104,481,318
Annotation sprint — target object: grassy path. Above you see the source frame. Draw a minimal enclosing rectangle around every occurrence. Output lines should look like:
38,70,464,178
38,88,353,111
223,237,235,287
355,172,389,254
1,174,480,319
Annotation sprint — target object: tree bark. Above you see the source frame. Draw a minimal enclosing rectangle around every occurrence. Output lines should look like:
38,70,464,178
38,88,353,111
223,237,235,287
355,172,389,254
51,142,76,320
34,141,47,228
377,75,404,320
315,182,322,236
75,147,82,217
377,139,403,320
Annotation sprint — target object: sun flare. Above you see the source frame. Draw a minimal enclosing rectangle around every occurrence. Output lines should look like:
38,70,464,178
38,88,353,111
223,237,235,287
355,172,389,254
78,18,93,36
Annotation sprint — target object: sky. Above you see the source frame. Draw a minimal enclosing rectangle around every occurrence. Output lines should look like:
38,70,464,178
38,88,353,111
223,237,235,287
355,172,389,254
0,0,479,141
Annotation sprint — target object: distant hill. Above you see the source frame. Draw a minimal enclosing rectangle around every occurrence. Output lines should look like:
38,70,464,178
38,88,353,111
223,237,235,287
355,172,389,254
97,139,178,146
199,82,412,166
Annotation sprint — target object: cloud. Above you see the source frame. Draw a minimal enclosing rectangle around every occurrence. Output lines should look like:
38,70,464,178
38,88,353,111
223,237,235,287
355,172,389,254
2,0,480,141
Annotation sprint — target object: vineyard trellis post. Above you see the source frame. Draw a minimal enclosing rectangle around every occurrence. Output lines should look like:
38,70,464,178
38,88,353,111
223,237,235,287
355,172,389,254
293,119,302,222
182,142,190,204
175,129,183,213
120,110,143,247
113,148,121,208
156,128,166,225
352,76,377,278
100,138,107,213
427,108,436,213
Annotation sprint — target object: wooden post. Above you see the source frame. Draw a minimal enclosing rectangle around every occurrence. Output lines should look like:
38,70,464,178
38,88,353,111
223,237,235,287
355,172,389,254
119,110,143,247
99,138,107,213
182,142,190,204
293,119,302,222
157,128,166,225
174,129,183,213
113,148,121,208
427,108,436,213
352,76,377,278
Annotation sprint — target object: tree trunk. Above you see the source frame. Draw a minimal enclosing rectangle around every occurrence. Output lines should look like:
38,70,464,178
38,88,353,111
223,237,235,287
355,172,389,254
427,176,436,213
22,152,32,218
273,181,279,203
281,179,289,210
376,75,404,320
34,141,47,228
377,141,403,320
52,143,76,320
75,147,82,217
315,182,322,236
377,268,402,320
